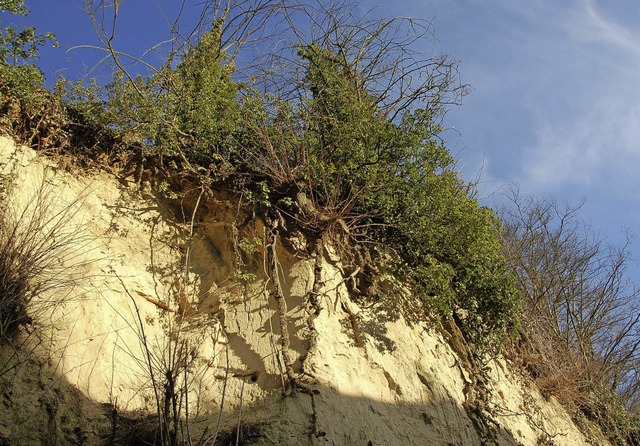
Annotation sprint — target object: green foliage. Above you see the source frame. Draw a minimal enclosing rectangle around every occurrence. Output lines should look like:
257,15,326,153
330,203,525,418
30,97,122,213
299,45,396,205
584,387,640,445
164,23,241,165
0,62,44,110
60,72,156,154
378,170,520,344
0,1,61,146
238,236,263,255
240,43,520,344
0,0,28,15
0,24,56,66
0,0,56,80
63,20,240,167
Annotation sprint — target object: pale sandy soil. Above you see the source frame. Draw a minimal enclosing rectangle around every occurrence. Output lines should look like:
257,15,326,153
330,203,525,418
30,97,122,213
0,136,609,445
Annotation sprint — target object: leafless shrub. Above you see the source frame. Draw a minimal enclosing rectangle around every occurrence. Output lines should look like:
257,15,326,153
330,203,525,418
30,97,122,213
0,166,99,390
499,186,640,440
113,191,233,446
0,170,93,342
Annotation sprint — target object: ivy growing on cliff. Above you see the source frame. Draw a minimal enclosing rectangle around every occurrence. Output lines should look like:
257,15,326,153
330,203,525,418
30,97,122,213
15,0,520,346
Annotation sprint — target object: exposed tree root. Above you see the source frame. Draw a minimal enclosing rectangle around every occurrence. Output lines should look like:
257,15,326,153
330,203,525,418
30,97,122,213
442,317,501,445
265,215,316,395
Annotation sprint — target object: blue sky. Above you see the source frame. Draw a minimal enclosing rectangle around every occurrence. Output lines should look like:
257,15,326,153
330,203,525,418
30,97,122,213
6,0,640,275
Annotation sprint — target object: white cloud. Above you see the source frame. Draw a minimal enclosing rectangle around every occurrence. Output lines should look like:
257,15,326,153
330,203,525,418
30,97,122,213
569,0,640,53
512,0,640,198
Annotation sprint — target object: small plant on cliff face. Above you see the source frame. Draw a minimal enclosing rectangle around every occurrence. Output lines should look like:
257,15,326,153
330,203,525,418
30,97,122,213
238,236,263,255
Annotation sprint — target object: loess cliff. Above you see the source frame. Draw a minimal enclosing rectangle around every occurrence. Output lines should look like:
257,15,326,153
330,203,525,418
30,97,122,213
0,135,610,445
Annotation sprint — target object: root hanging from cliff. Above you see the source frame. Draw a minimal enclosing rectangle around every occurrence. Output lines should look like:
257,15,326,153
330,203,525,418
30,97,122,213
264,215,314,395
442,317,501,445
265,217,294,391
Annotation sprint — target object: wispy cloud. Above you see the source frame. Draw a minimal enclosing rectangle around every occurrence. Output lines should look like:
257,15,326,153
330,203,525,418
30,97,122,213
569,0,640,53
511,0,640,199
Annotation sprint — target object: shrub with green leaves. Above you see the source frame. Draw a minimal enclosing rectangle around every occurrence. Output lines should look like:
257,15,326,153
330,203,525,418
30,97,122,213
64,20,240,169
61,2,520,346
164,24,241,165
0,0,61,147
237,42,520,345
299,45,396,205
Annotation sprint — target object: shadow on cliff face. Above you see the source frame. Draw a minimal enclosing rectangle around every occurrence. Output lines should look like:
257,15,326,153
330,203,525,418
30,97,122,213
0,342,526,446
